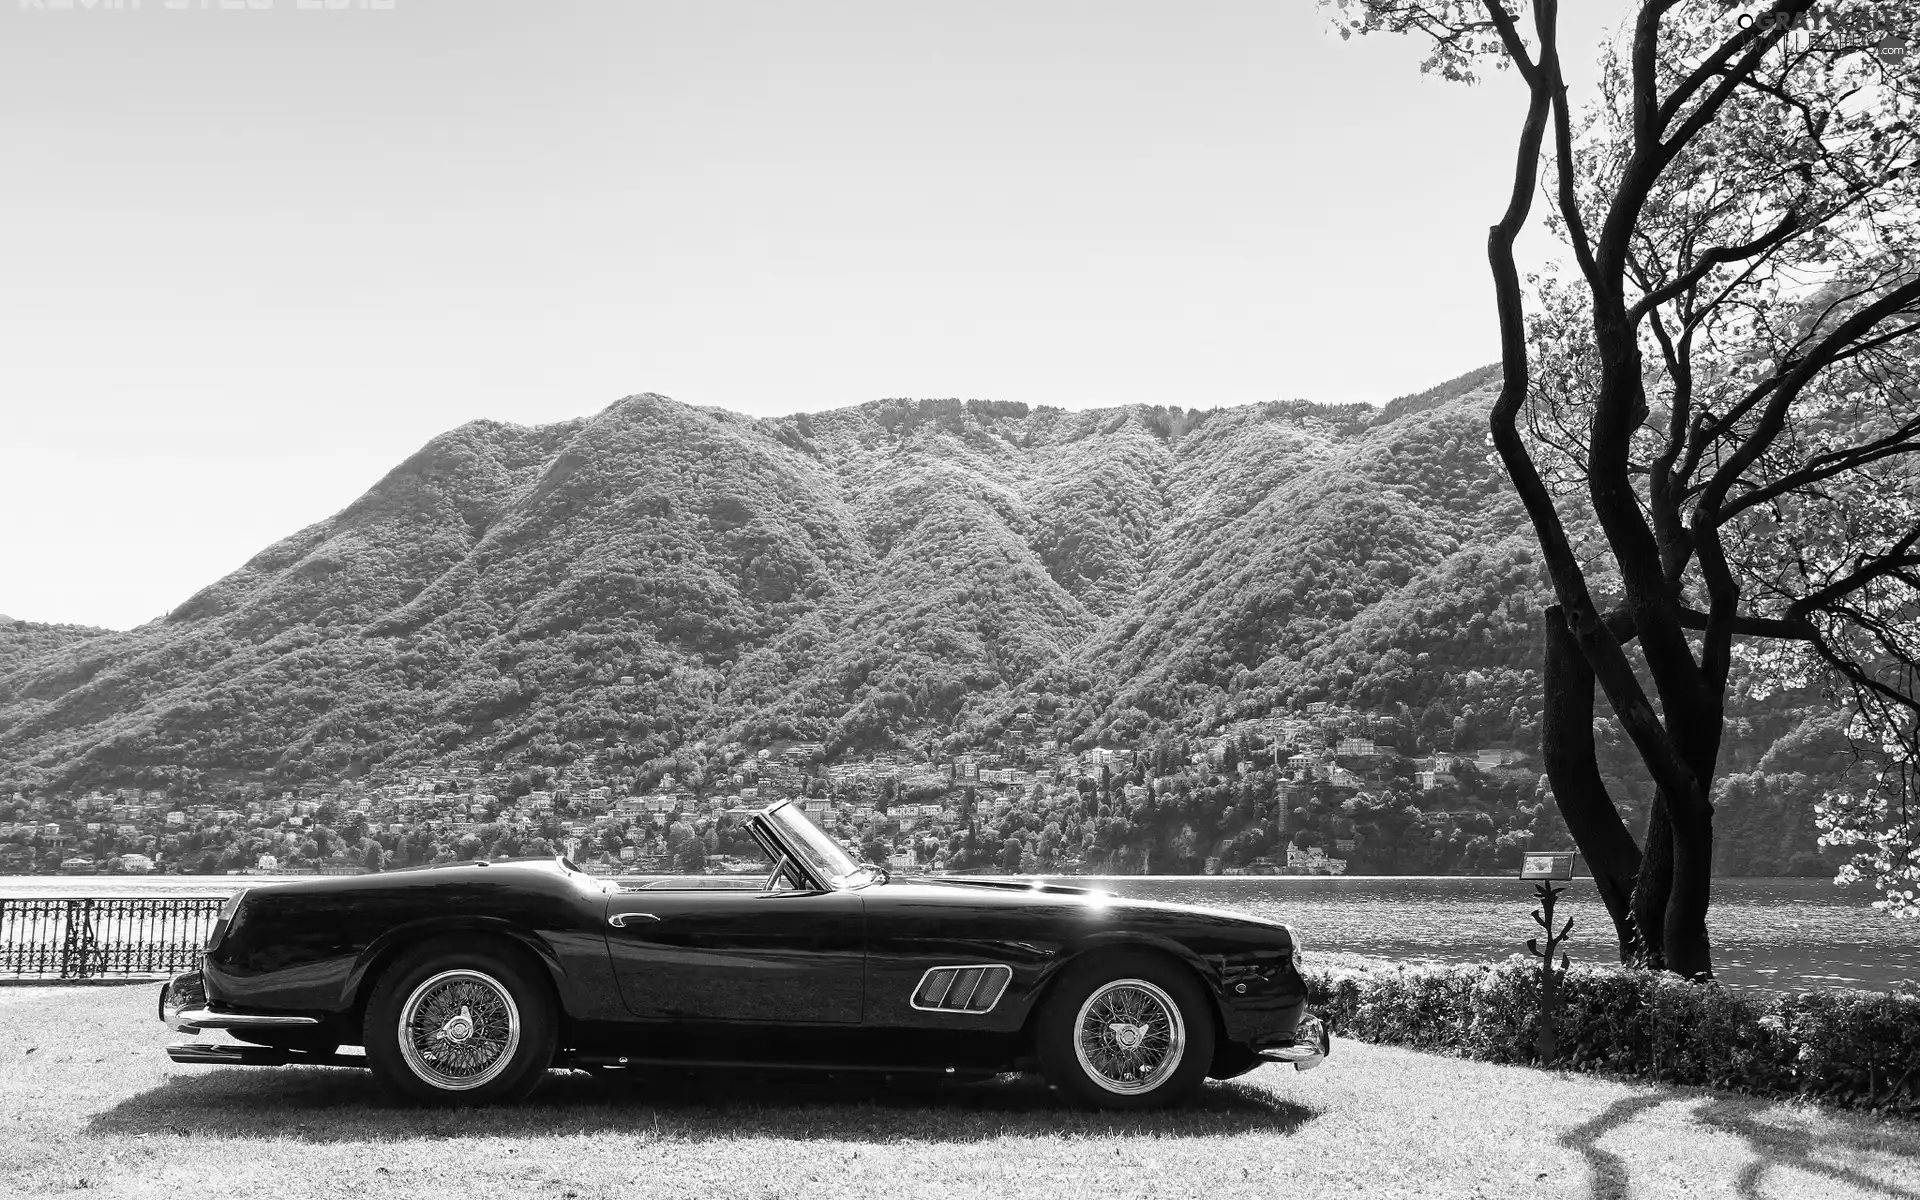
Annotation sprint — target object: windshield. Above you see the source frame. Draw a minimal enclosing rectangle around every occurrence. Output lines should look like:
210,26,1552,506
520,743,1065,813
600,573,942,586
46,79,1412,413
763,803,865,888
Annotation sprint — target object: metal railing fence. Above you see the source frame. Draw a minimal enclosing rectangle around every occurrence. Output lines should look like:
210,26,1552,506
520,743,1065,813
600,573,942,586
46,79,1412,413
0,897,223,979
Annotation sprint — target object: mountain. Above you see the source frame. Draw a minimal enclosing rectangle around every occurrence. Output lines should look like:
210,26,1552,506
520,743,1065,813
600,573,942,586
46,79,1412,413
0,363,1856,875
0,616,110,675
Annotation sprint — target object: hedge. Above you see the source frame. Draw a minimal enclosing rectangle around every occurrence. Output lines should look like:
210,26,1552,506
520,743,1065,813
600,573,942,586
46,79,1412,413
1301,955,1920,1115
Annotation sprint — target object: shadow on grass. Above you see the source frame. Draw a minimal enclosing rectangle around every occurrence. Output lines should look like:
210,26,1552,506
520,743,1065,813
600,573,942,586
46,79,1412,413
86,1065,1317,1144
1559,1094,1669,1200
1560,1090,1920,1200
1694,1094,1920,1200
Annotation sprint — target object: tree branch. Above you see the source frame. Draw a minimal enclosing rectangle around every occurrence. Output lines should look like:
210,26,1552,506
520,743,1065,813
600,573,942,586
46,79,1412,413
1786,528,1920,620
1602,606,1818,644
1627,209,1801,327
1701,277,1920,518
1722,417,1920,520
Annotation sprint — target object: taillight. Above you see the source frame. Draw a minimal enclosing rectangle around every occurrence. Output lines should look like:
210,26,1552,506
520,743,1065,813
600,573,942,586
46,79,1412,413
207,888,248,951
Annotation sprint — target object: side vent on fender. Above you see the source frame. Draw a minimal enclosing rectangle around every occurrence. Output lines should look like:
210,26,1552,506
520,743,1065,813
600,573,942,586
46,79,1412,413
911,964,1013,1014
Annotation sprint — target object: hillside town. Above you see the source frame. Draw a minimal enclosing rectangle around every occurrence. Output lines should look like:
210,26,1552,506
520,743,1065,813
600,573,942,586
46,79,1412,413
0,700,1554,879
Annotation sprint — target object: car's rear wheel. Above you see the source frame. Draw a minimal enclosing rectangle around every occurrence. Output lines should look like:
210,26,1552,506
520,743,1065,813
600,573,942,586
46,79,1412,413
1036,951,1214,1109
363,939,556,1105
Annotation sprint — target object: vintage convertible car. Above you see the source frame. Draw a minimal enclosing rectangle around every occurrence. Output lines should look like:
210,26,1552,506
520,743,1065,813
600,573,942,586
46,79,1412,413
159,800,1328,1108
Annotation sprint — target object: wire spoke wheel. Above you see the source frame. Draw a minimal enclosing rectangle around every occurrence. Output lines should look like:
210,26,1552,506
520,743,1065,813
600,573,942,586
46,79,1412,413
1072,978,1185,1095
398,969,522,1091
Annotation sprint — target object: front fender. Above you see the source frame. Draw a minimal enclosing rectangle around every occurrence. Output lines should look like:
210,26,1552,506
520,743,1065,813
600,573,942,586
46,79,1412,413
1048,930,1223,993
1026,929,1303,1047
1015,930,1227,1031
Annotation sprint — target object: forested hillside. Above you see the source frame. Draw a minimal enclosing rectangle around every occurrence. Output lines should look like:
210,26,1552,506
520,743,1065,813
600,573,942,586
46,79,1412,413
0,364,1857,874
0,617,108,674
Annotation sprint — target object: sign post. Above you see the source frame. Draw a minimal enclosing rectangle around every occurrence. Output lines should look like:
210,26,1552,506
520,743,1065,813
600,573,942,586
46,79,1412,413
1518,852,1577,1064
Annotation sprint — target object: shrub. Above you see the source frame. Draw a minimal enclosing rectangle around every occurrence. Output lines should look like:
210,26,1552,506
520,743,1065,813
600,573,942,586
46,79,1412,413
1302,955,1920,1114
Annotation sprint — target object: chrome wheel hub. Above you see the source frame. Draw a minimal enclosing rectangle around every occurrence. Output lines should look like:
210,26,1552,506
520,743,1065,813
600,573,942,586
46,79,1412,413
440,1006,475,1044
1073,978,1186,1095
398,970,521,1091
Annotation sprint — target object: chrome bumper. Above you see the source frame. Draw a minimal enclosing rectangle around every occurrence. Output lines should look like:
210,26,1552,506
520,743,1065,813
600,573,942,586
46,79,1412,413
159,970,204,1031
160,970,320,1034
1256,1013,1331,1072
165,1042,360,1068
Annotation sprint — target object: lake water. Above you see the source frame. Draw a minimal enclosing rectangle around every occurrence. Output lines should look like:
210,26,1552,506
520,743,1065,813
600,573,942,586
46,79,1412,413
4,874,1913,994
1066,876,1918,994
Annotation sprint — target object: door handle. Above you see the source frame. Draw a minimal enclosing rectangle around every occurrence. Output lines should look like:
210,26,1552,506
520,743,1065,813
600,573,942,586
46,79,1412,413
608,912,661,928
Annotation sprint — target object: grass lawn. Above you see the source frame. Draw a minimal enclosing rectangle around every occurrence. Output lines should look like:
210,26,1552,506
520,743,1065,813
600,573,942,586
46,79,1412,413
4,985,1919,1199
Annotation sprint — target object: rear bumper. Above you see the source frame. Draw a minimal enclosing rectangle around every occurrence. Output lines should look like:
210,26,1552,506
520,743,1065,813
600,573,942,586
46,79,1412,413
165,1041,362,1068
1252,1012,1331,1072
158,970,204,1030
160,970,321,1035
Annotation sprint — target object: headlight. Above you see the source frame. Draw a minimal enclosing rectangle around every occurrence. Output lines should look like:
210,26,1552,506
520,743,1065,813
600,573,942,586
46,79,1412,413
207,888,249,951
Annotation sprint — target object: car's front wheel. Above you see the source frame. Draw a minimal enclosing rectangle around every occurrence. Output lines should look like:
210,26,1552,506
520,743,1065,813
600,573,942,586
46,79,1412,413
1036,951,1214,1109
363,939,556,1105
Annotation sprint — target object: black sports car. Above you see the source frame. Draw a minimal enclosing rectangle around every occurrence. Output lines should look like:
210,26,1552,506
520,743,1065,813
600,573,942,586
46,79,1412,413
160,800,1329,1108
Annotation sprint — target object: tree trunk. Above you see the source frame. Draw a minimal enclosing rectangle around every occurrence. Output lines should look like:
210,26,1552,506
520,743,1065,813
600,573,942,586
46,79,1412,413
1540,605,1643,960
1665,803,1715,979
1632,792,1673,970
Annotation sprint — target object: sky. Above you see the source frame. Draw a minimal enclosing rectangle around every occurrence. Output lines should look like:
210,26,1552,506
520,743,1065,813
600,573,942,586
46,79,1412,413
0,0,1627,631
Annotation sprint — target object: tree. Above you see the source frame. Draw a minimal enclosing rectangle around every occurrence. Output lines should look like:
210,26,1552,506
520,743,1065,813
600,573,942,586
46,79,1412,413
674,835,707,873
665,821,694,857
1332,0,1920,975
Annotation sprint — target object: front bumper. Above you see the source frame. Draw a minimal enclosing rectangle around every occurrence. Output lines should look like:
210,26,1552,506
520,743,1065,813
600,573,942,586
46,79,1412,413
159,970,322,1035
1253,1012,1331,1072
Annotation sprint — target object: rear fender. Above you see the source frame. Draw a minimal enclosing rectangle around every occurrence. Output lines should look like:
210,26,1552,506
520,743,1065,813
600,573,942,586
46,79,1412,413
341,916,567,1021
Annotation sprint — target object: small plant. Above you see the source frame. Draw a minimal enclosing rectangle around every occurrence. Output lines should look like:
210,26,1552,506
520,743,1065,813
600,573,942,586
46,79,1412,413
1525,880,1572,1063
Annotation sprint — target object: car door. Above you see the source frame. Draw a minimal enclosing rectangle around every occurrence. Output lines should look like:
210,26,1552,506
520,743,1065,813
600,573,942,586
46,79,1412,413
603,879,867,1025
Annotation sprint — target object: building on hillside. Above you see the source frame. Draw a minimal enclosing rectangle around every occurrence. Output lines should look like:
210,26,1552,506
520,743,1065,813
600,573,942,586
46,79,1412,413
1284,843,1348,876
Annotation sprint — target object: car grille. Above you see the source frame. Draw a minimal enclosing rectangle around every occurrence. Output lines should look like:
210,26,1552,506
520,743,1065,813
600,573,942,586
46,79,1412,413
911,964,1012,1013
